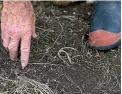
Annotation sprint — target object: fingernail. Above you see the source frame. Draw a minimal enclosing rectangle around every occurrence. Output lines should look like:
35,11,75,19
33,33,37,38
10,54,17,60
21,61,27,69
10,56,15,60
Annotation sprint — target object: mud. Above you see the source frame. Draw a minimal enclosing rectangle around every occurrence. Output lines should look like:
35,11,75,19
0,1,121,94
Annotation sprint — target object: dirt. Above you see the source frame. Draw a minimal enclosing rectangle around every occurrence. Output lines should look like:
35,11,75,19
0,1,121,94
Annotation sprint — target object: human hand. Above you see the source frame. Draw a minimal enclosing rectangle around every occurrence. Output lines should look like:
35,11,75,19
1,1,36,69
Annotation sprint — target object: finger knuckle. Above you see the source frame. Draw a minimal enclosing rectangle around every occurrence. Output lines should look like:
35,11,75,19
8,46,16,52
21,47,30,52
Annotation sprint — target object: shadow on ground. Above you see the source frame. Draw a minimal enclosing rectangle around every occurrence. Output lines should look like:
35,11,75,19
0,1,121,94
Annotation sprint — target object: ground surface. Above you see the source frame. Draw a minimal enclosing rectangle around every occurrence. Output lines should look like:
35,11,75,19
0,1,121,94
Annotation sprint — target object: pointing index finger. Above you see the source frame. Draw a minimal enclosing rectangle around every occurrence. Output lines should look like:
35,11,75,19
21,33,31,69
